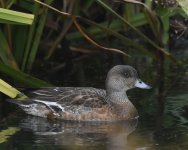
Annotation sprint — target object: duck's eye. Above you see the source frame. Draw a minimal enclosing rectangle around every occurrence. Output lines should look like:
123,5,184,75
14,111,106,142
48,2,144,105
124,73,129,78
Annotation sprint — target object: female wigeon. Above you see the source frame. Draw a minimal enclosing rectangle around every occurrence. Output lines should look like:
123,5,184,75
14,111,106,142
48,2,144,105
9,65,151,121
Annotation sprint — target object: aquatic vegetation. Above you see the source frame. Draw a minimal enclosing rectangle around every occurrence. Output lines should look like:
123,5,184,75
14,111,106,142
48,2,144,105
0,0,187,88
0,79,26,99
0,127,20,144
0,2,188,149
178,0,188,15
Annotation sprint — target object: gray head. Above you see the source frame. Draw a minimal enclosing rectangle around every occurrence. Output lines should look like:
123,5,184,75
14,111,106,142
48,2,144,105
106,65,151,94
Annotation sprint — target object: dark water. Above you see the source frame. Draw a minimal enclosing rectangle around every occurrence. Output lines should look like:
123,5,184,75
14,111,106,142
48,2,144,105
0,73,188,150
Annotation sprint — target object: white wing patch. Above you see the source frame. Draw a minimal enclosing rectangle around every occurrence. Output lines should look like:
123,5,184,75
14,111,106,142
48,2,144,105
33,91,51,96
34,99,65,115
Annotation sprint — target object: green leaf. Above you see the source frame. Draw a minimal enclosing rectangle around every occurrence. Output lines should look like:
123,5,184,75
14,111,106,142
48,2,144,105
0,127,20,144
17,0,34,12
13,26,28,66
0,79,27,99
6,0,16,9
0,62,52,88
178,0,188,15
0,29,19,69
0,8,34,25
21,2,40,71
25,0,54,72
95,0,171,57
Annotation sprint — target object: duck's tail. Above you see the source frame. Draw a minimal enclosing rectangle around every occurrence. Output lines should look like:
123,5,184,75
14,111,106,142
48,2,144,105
6,98,32,106
6,98,51,118
0,80,64,118
7,98,64,118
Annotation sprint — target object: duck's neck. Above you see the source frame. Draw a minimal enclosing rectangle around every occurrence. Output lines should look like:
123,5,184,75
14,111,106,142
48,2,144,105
106,91,138,119
106,91,129,104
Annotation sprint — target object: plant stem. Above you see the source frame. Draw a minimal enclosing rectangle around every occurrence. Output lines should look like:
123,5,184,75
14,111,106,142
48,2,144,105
21,3,40,71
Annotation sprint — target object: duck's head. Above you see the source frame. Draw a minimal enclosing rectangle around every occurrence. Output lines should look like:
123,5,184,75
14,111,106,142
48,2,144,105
106,65,151,93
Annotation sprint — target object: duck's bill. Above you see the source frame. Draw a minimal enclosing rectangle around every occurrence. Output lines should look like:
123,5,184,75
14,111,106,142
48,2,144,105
134,79,152,89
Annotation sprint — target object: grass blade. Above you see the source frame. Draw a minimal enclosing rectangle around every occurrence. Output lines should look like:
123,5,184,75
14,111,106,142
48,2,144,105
0,8,34,25
0,79,27,99
0,127,20,144
0,29,19,69
13,26,28,66
95,0,171,56
0,62,52,88
21,2,40,71
178,0,188,15
26,0,54,72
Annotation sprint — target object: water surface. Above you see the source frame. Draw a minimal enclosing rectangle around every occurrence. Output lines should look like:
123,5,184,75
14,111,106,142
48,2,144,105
0,77,188,150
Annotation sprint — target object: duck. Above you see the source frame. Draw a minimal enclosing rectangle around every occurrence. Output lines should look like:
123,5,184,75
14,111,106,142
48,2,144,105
8,65,151,121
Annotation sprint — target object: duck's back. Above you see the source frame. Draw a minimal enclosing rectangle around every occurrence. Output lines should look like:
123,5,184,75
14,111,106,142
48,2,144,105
31,87,107,110
11,87,118,121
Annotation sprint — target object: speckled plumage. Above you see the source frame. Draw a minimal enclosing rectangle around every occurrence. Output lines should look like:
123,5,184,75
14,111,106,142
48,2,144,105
8,65,151,121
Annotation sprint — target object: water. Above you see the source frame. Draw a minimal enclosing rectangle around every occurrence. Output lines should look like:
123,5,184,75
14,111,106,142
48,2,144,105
1,111,188,150
0,73,188,150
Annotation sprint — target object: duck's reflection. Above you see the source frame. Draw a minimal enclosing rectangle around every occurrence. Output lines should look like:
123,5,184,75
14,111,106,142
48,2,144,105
19,116,138,149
